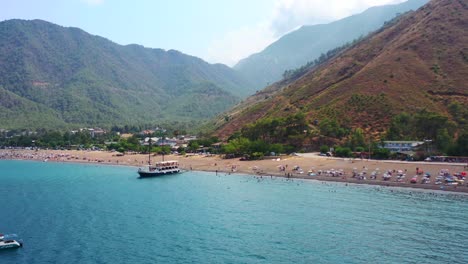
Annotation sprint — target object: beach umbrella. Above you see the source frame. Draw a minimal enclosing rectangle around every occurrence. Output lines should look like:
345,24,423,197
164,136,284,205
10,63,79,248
461,171,467,177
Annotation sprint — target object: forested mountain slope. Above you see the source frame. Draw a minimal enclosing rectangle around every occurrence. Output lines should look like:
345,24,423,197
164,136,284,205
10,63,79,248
0,19,254,129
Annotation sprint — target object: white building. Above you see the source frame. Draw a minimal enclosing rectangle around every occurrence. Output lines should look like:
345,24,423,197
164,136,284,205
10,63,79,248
383,141,425,152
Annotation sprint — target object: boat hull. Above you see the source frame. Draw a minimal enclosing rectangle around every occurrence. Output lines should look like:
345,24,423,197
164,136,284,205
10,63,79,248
138,169,180,178
0,240,22,249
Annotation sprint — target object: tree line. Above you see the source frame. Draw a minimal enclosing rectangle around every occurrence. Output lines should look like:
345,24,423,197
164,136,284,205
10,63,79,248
2,107,466,160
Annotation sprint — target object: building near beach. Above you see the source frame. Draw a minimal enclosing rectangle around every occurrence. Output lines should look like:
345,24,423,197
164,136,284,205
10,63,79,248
382,141,425,152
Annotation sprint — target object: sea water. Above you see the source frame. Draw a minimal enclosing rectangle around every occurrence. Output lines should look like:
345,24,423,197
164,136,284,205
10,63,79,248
0,160,467,264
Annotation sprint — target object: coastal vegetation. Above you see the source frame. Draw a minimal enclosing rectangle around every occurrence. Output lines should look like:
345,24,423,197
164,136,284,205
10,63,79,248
3,103,466,160
0,129,155,153
217,109,467,159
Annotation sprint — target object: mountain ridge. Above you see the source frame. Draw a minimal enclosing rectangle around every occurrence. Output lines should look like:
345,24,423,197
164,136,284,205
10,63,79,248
0,19,254,129
234,0,429,89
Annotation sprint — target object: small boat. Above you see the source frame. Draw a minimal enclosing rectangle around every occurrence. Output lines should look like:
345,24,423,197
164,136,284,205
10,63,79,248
0,240,22,249
0,234,22,249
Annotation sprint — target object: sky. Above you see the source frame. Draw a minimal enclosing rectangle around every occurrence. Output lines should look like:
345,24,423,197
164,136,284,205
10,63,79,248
1,0,406,66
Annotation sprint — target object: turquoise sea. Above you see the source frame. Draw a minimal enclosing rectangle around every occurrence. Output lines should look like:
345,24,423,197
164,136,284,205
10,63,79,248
0,160,467,264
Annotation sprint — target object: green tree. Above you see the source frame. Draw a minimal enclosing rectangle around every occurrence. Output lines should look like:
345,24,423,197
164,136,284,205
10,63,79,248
347,128,366,151
435,128,452,154
269,144,284,155
414,110,448,140
222,137,251,156
247,140,269,154
386,112,412,140
334,147,352,157
449,133,468,156
127,135,140,145
161,146,171,155
320,145,329,154
319,118,347,138
188,141,200,152
372,148,390,159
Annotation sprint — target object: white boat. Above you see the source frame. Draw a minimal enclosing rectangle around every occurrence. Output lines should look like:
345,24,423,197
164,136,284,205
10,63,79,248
0,240,22,249
137,137,181,178
138,160,180,177
0,234,22,249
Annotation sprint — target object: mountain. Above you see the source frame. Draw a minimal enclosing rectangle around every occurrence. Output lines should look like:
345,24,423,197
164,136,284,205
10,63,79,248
214,0,468,140
234,0,428,89
0,19,254,129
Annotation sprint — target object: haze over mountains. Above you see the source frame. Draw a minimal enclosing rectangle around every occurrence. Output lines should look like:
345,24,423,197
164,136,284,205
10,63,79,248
0,19,254,129
235,0,429,89
215,0,468,139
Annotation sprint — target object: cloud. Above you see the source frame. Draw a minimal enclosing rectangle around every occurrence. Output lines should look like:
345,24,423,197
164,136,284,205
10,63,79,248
81,0,105,6
206,0,406,66
270,0,406,36
206,23,276,67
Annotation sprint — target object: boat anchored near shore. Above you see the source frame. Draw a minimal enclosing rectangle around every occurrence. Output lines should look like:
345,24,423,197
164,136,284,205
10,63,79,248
137,137,181,178
138,160,181,177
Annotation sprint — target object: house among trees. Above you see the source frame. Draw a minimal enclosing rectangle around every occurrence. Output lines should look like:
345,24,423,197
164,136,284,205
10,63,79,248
140,130,155,135
73,128,107,138
157,137,177,148
0,129,8,138
88,128,106,138
141,137,178,148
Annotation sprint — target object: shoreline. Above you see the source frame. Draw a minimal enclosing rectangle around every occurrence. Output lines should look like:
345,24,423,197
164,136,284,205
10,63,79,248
1,149,467,193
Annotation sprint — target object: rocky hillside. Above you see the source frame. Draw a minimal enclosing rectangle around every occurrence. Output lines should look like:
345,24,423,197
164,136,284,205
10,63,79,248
215,0,468,140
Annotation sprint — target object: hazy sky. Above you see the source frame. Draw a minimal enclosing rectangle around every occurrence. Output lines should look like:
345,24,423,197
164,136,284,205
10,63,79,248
1,0,406,66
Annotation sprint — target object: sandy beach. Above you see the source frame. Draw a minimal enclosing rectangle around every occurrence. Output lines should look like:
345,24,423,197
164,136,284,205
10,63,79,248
1,149,467,193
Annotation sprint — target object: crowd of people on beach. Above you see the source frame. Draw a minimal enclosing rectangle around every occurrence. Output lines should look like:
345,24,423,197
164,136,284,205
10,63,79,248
0,150,117,164
0,150,73,162
281,164,468,190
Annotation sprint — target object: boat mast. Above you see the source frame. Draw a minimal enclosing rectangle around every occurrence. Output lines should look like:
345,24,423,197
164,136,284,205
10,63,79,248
148,137,151,165
162,135,165,162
